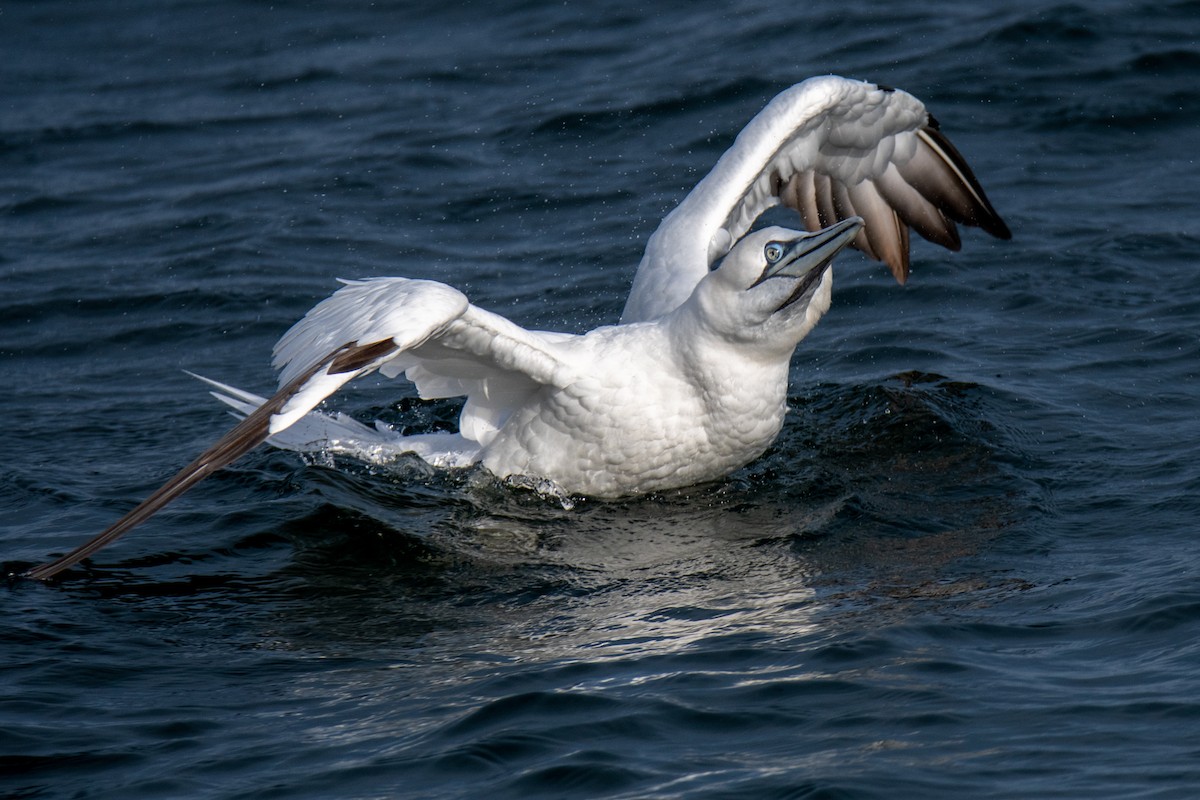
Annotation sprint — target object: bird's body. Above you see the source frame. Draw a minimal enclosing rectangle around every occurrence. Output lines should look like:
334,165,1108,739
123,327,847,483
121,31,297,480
26,76,1011,578
480,319,787,497
223,222,845,498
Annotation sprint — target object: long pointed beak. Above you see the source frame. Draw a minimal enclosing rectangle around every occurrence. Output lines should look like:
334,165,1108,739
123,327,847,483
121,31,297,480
759,217,864,283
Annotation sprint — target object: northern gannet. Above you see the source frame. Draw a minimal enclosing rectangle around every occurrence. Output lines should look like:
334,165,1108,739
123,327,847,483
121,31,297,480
25,76,1009,579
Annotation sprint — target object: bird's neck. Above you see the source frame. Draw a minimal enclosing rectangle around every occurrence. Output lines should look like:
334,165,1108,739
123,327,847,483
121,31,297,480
662,303,793,404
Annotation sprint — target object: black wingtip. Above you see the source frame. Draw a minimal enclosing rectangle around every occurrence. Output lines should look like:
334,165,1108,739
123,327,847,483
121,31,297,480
919,122,1011,241
21,407,276,581
21,339,384,581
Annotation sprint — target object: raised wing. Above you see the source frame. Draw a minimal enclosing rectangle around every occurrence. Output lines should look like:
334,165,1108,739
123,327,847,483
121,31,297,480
24,277,574,579
621,76,1011,323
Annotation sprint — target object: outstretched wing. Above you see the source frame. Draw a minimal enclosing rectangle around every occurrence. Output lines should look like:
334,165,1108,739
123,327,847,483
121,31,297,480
25,278,573,579
621,76,1011,323
270,278,575,442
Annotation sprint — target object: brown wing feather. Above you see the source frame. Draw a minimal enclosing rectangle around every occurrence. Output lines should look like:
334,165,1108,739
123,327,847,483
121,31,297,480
812,172,838,230
781,171,822,234
23,339,397,580
847,181,910,283
874,165,962,251
775,120,1009,284
916,122,1012,240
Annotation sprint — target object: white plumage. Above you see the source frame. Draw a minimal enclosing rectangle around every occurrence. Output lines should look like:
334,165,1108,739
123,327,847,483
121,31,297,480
26,76,1009,578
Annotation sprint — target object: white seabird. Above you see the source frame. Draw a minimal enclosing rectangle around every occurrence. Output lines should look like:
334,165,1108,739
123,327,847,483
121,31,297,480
26,76,1009,579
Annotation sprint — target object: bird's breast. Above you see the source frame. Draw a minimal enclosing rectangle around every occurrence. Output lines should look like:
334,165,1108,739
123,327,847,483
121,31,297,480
479,332,791,497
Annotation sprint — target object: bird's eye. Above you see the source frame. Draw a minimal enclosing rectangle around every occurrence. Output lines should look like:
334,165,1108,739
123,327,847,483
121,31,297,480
764,243,785,264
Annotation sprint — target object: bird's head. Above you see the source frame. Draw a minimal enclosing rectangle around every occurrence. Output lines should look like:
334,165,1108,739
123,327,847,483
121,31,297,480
683,218,863,355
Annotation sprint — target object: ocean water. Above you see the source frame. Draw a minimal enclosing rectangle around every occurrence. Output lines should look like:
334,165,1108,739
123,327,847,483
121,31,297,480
3,0,1199,797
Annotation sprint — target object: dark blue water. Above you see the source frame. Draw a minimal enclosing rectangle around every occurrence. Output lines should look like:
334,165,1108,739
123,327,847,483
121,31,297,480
4,1,1200,797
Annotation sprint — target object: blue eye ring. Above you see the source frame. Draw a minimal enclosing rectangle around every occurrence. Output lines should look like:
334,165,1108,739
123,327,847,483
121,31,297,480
764,242,785,264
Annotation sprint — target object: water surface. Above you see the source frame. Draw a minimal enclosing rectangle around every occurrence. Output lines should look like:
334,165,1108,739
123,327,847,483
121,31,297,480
3,1,1200,797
